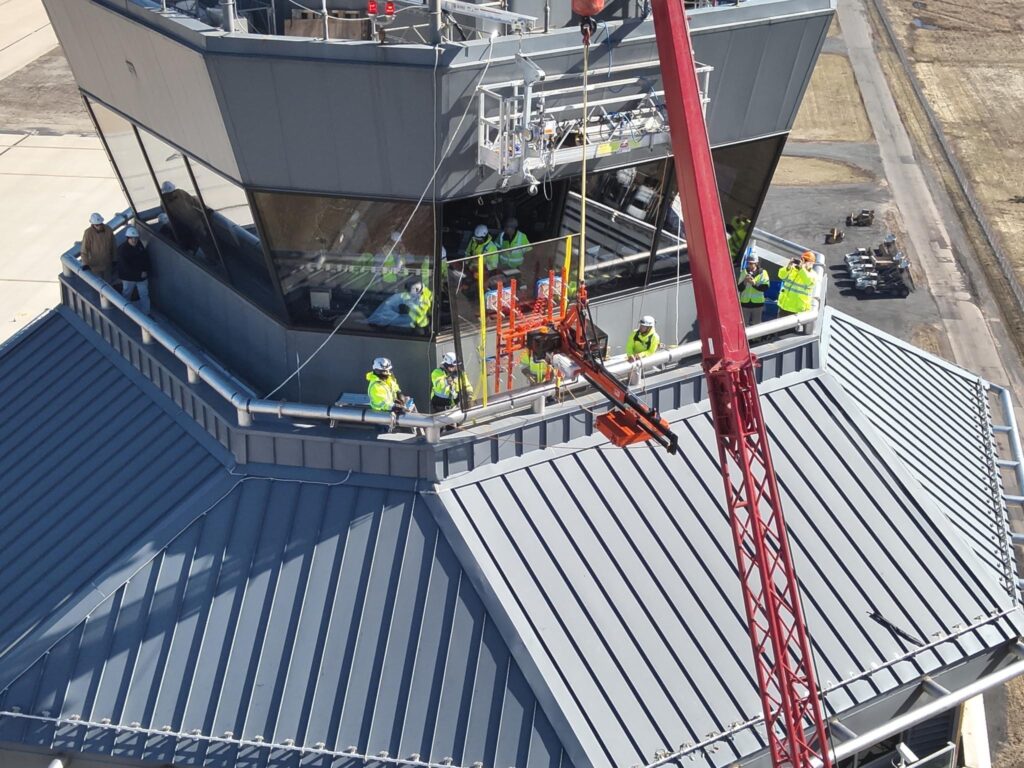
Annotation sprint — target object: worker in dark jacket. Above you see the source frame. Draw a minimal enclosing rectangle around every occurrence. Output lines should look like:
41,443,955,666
118,226,151,315
80,212,116,282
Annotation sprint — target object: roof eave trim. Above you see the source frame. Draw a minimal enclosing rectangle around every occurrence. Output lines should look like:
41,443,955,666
0,711,479,768
641,633,1024,768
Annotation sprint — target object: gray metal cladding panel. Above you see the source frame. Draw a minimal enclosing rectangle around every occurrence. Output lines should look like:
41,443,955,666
208,55,437,196
697,14,830,146
0,477,574,768
820,310,1016,596
435,371,1019,768
0,310,225,673
42,0,239,177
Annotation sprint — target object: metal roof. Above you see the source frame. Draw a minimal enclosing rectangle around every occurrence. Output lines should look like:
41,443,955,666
820,309,1017,596
432,370,1024,768
0,308,1022,768
0,308,231,678
0,471,572,768
0,310,571,768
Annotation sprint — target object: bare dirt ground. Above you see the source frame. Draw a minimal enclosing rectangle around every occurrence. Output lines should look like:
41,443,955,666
880,0,1024,321
772,155,872,186
791,53,874,143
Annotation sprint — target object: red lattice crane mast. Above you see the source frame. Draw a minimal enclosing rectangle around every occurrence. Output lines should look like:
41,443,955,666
535,1,835,766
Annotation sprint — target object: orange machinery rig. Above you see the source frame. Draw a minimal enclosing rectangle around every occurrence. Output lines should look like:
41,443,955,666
524,1,836,766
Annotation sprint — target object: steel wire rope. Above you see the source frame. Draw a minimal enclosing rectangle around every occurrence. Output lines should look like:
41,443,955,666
578,38,590,288
262,37,496,400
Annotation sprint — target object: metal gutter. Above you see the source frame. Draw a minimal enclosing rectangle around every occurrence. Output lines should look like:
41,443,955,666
823,655,1024,764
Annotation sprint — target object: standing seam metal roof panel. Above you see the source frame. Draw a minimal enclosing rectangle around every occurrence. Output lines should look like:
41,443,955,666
433,370,1022,768
0,308,230,674
820,309,1016,596
0,475,575,768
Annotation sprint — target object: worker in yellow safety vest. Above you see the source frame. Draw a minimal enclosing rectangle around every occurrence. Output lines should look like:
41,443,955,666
366,357,407,413
727,214,751,265
399,278,433,331
521,349,553,384
625,315,660,362
467,224,500,271
737,252,771,325
430,352,474,411
776,251,818,317
496,217,532,270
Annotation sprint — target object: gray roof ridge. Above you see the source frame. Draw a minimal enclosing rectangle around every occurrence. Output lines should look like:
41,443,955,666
421,487,608,768
435,368,826,491
0,468,238,693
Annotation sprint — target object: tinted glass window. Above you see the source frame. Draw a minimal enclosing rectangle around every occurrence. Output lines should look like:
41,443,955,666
187,161,281,315
713,133,787,263
137,130,225,275
88,100,161,219
252,191,436,335
566,159,670,298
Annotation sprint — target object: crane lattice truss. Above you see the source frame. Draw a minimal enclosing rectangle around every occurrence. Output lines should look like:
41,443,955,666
648,1,833,765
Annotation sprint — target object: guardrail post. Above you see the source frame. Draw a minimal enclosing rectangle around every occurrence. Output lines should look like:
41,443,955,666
237,408,252,427
424,425,442,444
187,367,199,385
99,293,111,310
141,328,153,345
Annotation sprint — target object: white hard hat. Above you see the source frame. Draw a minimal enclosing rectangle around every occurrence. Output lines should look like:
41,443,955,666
125,226,139,238
473,224,489,239
160,180,176,194
747,251,760,262
372,357,393,373
441,352,458,367
89,212,103,225
639,315,655,327
391,231,402,243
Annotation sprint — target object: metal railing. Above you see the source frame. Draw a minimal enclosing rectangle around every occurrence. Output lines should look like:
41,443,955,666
60,214,822,443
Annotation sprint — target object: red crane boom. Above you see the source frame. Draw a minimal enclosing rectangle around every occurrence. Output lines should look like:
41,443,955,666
544,1,834,765
648,3,832,765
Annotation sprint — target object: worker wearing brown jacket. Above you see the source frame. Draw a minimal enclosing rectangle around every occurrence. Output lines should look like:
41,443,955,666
81,212,116,282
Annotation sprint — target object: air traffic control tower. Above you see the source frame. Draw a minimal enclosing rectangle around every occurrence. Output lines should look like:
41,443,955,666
1,2,1023,768
40,0,833,408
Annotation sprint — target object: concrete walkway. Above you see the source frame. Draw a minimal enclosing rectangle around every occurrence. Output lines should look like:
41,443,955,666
0,2,127,344
0,132,126,342
0,0,57,82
